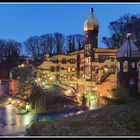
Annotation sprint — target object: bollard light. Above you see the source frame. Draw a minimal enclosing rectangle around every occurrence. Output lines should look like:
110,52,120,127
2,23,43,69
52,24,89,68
26,102,30,112
9,98,12,104
17,100,20,106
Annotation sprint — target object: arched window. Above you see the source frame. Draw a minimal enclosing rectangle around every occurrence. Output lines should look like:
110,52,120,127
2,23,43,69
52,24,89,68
117,62,120,72
71,66,76,72
123,61,128,72
71,74,75,80
67,74,71,80
63,74,67,79
67,67,71,73
131,62,135,69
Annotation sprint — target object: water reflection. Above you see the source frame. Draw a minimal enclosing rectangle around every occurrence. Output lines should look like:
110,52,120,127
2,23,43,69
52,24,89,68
0,104,34,136
0,81,87,136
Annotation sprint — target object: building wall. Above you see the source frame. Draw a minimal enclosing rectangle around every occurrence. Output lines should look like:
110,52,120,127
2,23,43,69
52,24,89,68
36,48,118,82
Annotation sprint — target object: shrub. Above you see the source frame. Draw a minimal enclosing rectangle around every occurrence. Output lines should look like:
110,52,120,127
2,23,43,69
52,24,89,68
104,86,131,105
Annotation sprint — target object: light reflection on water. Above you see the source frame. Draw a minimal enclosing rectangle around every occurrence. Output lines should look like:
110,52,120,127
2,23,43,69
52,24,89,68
0,81,87,136
0,104,34,136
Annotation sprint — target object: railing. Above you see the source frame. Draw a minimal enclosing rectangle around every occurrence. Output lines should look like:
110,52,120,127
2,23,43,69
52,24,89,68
59,81,77,94
96,73,110,84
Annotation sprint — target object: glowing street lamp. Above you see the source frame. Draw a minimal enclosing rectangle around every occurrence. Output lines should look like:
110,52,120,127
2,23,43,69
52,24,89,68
77,93,81,97
66,89,71,96
8,98,12,104
17,100,20,107
26,102,30,112
37,78,41,82
21,64,24,68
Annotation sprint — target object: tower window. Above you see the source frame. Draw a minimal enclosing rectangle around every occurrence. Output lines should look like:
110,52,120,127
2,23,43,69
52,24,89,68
131,62,135,69
117,62,120,72
123,61,128,72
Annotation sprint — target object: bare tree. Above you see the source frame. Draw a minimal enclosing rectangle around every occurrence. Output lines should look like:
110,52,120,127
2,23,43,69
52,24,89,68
40,33,55,56
66,35,76,53
102,14,140,49
75,34,84,51
0,39,21,79
54,32,65,55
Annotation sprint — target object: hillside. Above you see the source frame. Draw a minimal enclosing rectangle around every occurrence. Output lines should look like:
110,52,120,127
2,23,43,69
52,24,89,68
26,99,140,136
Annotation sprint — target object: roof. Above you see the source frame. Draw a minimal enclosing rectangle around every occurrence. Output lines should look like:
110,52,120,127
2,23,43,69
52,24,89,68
117,37,140,58
84,8,99,31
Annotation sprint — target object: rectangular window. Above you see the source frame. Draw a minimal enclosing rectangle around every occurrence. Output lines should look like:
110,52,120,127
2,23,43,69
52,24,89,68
67,67,71,73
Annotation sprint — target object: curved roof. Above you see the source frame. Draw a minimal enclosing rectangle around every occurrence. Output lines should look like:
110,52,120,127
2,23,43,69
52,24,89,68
84,8,99,31
117,36,140,58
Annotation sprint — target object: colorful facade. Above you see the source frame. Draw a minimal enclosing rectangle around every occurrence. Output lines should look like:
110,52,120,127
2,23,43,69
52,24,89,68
35,48,117,83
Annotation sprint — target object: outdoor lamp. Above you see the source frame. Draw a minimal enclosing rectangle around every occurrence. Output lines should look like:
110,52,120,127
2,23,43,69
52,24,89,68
77,93,81,97
26,102,29,112
17,100,20,106
9,98,12,104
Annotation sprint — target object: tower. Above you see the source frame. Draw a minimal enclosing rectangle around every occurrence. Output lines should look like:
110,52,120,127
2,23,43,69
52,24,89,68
117,33,140,96
84,8,99,81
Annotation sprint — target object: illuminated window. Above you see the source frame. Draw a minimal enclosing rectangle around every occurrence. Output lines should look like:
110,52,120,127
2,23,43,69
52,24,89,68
70,59,75,64
123,61,128,72
71,67,75,72
71,74,75,80
117,62,120,72
131,62,135,69
67,74,71,80
88,58,91,62
67,67,71,73
63,74,67,79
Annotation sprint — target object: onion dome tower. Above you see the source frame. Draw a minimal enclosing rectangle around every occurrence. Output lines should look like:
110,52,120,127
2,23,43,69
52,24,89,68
84,8,99,81
117,33,140,96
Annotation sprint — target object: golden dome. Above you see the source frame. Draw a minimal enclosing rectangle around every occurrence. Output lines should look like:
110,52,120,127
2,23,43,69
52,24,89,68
84,8,99,31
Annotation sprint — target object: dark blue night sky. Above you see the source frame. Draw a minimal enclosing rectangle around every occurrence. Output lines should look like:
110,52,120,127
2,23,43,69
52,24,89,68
0,3,140,53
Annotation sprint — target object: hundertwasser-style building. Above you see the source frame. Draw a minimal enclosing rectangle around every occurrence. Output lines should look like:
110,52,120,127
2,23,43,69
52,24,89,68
9,8,140,108
35,8,117,83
